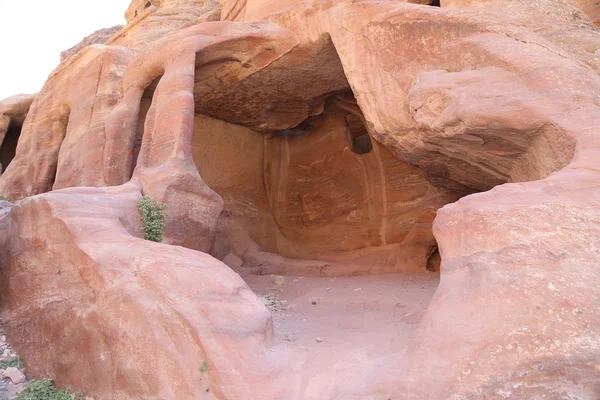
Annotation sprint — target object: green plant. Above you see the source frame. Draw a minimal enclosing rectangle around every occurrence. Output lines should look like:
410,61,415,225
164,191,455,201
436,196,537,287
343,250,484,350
0,195,8,201
138,195,167,242
18,378,83,400
1,356,24,369
199,361,209,373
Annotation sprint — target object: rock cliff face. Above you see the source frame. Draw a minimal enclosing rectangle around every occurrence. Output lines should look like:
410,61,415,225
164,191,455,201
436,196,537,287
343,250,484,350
0,0,599,399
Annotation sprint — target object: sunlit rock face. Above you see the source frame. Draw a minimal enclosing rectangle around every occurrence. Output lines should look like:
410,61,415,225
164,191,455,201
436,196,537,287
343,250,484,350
0,0,599,398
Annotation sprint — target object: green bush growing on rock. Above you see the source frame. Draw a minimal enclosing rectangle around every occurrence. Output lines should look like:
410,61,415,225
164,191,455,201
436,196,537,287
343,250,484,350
199,361,209,373
18,378,83,400
1,356,23,369
138,195,167,243
0,195,8,201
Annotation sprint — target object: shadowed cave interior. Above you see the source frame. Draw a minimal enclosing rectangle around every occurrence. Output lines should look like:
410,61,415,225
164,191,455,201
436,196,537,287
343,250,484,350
0,123,21,174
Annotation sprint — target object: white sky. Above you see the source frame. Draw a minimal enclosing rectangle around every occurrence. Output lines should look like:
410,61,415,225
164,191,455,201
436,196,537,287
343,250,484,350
0,0,130,100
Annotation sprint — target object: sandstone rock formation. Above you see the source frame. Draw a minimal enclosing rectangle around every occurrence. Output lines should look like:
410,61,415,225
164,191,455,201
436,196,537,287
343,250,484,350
0,0,599,398
60,26,124,62
0,183,289,399
113,0,222,48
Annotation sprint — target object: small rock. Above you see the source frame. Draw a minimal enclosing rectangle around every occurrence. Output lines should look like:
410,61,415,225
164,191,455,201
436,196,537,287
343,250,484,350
273,275,286,286
316,337,323,343
222,253,243,269
1,335,6,342
286,334,295,342
325,287,331,291
3,367,25,384
311,301,317,305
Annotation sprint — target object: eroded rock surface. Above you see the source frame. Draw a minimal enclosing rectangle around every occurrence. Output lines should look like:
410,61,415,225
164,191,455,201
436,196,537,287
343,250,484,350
114,0,222,48
60,26,124,62
0,0,599,398
0,183,290,399
0,46,135,198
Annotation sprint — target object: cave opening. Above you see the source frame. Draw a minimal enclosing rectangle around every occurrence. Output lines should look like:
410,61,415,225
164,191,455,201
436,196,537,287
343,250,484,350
430,0,441,6
345,114,373,155
190,37,448,278
0,123,21,173
185,37,482,389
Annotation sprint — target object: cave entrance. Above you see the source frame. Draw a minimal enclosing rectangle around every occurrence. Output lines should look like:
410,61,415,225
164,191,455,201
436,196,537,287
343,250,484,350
345,113,373,155
187,35,453,395
0,123,22,173
192,92,447,276
189,35,450,277
183,17,577,397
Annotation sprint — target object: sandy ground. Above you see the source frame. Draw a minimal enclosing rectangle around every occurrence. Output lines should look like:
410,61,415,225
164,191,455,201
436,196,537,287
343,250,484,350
241,271,440,399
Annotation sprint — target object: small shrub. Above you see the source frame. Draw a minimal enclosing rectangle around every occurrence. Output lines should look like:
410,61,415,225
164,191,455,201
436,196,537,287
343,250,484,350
199,361,209,373
0,195,8,201
18,378,83,400
138,195,167,242
1,356,23,369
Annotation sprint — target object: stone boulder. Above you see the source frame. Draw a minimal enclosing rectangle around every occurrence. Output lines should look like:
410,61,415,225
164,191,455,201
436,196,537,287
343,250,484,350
2,367,25,385
0,183,290,399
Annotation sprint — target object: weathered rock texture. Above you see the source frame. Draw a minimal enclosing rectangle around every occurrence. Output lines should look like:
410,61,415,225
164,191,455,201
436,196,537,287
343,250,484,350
60,26,124,62
444,0,600,27
0,47,135,198
0,0,599,398
0,183,289,399
112,0,222,48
